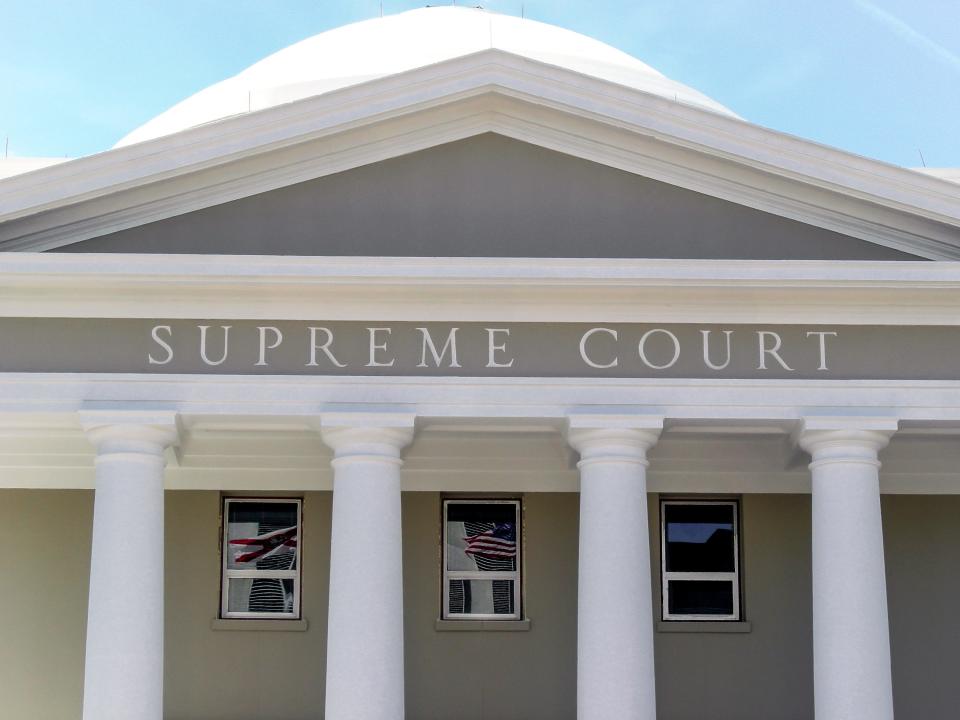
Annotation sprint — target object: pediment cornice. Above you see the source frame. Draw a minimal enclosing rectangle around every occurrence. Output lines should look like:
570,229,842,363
1,50,958,257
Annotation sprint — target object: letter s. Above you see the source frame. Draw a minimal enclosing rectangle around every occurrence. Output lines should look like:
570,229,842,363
148,325,174,365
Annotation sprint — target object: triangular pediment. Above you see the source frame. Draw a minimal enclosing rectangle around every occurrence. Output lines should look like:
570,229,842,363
1,51,957,258
60,134,915,260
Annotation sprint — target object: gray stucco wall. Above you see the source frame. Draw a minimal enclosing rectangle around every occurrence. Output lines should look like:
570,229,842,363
163,491,330,719
883,495,960,720
0,490,91,719
652,495,815,720
1,489,956,718
404,492,579,720
62,134,917,260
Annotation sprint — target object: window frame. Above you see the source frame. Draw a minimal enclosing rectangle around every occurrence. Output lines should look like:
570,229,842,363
220,497,303,620
660,498,741,622
441,498,522,621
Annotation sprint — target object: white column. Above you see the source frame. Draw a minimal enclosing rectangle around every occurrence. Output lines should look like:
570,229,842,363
798,418,897,720
320,413,415,720
567,416,663,720
80,411,178,720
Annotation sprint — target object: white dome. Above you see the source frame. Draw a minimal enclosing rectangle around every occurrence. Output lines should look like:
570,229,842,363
115,6,736,147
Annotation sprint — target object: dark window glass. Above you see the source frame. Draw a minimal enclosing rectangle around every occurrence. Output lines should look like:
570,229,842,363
446,503,516,524
228,501,298,528
667,580,734,616
664,504,735,573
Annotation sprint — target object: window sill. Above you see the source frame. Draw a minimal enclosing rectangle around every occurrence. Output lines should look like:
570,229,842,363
435,619,531,632
657,620,751,633
211,618,309,632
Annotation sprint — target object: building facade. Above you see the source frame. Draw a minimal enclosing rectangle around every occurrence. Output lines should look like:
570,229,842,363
2,7,960,720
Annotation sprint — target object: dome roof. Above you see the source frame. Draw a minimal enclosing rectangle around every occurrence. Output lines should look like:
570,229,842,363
115,6,736,147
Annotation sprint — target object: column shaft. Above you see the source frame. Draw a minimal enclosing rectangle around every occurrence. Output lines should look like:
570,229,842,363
569,422,661,720
81,416,177,720
322,421,414,720
801,426,895,720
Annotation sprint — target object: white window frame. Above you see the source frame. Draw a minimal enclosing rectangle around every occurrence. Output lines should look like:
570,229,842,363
442,498,522,621
220,497,302,620
660,499,741,621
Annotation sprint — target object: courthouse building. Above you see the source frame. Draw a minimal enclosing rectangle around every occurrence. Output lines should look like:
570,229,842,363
3,6,960,720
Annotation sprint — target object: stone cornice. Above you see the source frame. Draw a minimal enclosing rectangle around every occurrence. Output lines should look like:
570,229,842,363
5,255,960,325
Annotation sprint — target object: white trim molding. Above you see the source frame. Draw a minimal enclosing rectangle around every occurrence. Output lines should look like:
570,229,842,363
1,375,960,422
7,255,960,324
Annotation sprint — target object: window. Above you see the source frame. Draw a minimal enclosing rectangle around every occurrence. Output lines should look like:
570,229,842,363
660,499,740,621
442,499,521,620
221,498,302,619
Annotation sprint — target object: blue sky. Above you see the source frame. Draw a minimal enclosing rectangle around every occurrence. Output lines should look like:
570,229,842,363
2,0,957,168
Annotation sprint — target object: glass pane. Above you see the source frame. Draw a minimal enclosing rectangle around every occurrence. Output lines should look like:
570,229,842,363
448,579,515,616
226,501,298,570
663,503,735,572
668,580,734,616
228,578,295,614
446,503,518,572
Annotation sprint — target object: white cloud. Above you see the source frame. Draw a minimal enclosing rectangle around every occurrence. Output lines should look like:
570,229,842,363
852,0,960,74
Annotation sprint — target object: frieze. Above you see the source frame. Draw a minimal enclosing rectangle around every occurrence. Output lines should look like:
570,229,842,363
0,318,947,380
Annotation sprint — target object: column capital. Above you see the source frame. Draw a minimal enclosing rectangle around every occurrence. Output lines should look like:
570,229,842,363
796,416,898,466
80,410,179,457
318,412,416,462
566,415,664,466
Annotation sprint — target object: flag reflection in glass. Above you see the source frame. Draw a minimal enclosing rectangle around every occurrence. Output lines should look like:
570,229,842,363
444,501,520,618
223,499,300,617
